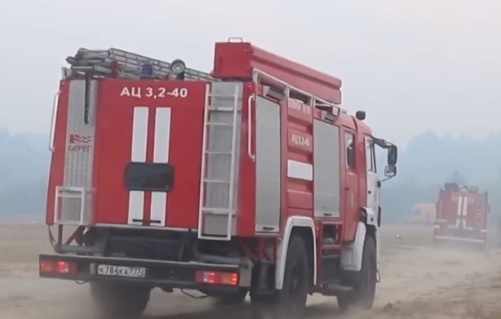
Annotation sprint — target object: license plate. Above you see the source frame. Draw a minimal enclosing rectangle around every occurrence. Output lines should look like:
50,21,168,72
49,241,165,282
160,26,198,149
96,264,147,278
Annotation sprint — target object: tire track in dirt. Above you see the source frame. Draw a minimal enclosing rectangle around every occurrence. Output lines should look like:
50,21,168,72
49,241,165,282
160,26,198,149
2,224,501,319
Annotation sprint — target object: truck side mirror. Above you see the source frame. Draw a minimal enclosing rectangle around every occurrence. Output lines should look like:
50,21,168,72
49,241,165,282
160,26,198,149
384,165,397,178
387,145,398,166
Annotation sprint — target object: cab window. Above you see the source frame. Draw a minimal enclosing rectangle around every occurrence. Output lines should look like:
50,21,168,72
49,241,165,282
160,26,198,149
345,132,355,169
365,138,377,173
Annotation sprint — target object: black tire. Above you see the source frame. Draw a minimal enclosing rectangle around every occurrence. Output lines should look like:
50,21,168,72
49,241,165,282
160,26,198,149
210,288,248,305
337,235,377,313
90,282,151,319
250,235,310,319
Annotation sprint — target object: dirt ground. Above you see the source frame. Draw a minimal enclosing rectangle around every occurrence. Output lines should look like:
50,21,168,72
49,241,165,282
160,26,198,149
1,223,501,319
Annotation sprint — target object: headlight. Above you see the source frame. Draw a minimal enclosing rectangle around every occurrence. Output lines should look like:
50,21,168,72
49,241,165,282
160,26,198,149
170,59,186,75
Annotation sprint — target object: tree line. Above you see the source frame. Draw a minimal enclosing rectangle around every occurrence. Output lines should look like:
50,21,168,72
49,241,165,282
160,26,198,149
1,129,501,225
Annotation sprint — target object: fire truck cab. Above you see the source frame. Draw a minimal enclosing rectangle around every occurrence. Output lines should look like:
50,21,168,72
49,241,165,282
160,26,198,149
39,39,398,318
433,182,489,247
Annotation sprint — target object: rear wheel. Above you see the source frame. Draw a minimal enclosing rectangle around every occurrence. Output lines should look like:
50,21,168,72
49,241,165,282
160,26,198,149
210,288,248,305
251,235,310,319
90,282,151,319
337,235,377,313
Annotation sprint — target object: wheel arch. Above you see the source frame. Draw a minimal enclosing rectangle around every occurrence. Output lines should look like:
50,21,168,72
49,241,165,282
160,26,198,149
275,216,317,290
340,207,379,272
362,207,378,243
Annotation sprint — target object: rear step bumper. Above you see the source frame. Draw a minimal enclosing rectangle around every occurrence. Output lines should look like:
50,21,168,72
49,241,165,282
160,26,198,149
433,235,486,244
39,253,244,291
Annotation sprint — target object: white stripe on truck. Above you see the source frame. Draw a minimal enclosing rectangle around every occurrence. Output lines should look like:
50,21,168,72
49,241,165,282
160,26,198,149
150,107,171,226
456,195,463,218
127,106,171,226
287,160,313,181
128,106,149,225
462,196,472,230
128,191,144,225
449,195,473,230
131,106,149,162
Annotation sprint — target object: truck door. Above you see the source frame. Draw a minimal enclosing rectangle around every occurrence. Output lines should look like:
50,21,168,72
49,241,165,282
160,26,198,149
364,136,381,265
364,137,379,218
92,80,207,228
342,129,359,239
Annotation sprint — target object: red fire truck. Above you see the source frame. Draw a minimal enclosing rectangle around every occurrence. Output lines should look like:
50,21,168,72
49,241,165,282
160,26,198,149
38,39,398,318
433,182,489,247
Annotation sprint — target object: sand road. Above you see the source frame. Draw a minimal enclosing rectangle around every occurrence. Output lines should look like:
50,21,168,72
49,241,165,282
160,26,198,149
1,223,501,319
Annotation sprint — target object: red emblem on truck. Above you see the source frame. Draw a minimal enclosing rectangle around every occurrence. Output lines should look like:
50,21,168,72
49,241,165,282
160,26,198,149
67,134,92,152
69,134,92,144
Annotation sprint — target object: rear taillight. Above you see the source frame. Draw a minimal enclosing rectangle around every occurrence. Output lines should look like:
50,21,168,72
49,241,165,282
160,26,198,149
40,259,77,275
195,270,239,286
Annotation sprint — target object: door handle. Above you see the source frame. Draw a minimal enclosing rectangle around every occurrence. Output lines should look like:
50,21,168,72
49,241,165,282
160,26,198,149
368,190,372,194
247,94,256,162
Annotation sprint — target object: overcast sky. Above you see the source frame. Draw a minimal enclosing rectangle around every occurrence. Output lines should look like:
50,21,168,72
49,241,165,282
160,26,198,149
1,0,500,146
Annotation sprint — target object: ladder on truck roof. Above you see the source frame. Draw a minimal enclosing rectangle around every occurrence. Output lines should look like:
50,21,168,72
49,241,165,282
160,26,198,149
65,48,218,81
198,84,241,241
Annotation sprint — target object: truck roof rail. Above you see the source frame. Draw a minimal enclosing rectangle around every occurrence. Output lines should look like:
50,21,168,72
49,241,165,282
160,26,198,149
64,48,218,81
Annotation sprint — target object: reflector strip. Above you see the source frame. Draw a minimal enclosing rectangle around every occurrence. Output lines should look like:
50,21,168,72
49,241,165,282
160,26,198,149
128,106,149,225
462,196,473,230
287,160,313,181
127,106,171,226
128,191,144,225
153,108,171,163
131,107,149,162
150,107,171,226
449,196,473,230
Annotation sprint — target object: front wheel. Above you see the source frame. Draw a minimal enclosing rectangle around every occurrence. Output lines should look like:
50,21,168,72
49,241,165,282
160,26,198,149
337,235,377,313
90,282,151,319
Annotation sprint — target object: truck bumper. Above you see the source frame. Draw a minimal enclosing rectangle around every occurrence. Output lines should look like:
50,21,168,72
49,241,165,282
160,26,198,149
433,235,486,244
39,253,244,292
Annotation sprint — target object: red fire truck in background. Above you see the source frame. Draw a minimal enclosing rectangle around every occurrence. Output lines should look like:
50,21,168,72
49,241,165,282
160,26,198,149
38,38,398,318
433,182,490,247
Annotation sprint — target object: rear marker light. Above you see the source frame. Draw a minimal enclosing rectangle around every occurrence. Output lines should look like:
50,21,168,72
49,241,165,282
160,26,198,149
39,260,55,273
40,259,77,274
57,261,71,273
195,271,239,286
